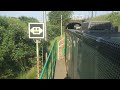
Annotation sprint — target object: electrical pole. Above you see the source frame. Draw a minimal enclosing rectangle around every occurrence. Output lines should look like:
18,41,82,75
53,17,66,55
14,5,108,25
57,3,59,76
45,11,48,64
41,11,44,71
91,11,94,18
95,11,97,17
61,15,62,38
43,11,48,65
44,11,47,41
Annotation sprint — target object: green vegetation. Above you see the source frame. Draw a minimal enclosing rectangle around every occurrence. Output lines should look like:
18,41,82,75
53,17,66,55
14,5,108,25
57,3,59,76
0,11,73,79
89,12,120,28
48,36,61,51
48,11,73,26
0,16,39,79
47,11,73,42
16,65,37,79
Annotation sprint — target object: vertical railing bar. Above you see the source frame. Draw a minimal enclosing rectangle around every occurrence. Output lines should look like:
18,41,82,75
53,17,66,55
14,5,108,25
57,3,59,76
53,41,56,78
46,63,48,79
39,40,57,79
40,41,55,78
51,48,53,78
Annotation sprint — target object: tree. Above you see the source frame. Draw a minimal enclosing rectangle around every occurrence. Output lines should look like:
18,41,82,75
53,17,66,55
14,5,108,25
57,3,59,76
0,16,39,79
46,11,73,41
48,11,73,26
47,24,60,41
19,16,39,24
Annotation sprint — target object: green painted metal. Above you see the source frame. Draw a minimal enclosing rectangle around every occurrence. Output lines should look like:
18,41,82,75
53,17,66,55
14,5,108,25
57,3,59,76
46,65,48,79
39,40,57,79
62,48,65,55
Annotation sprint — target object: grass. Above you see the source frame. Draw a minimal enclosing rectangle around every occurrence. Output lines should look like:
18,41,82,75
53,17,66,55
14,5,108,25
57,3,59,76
16,66,37,79
48,36,61,52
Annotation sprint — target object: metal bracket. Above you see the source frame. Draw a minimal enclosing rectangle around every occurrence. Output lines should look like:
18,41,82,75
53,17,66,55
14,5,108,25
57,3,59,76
33,39,41,43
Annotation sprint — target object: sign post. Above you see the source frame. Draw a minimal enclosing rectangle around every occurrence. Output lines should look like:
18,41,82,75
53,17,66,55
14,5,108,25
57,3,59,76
36,39,40,79
28,23,44,79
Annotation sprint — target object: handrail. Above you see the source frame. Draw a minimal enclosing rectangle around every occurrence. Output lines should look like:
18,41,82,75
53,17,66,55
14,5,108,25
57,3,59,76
39,40,57,79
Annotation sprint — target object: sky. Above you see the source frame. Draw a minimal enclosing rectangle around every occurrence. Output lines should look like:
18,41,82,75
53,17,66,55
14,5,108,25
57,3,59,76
0,11,113,22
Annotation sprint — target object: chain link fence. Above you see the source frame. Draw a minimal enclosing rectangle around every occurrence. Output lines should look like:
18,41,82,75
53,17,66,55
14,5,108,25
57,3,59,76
65,29,120,79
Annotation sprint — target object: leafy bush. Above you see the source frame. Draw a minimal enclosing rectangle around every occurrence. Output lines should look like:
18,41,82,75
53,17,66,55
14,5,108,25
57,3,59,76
0,16,39,79
47,24,61,41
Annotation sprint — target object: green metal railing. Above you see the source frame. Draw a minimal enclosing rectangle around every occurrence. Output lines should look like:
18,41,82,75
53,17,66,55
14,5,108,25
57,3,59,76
39,40,57,79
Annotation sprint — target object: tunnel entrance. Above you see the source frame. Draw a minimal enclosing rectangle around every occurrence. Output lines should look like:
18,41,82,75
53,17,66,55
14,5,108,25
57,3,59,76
65,21,82,30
